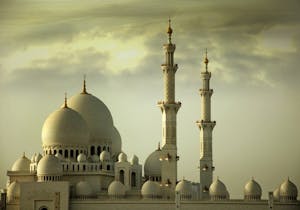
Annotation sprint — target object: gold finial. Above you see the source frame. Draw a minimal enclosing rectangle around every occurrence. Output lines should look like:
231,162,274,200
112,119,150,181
82,74,87,94
204,48,209,71
22,152,25,158
64,92,68,108
167,17,173,43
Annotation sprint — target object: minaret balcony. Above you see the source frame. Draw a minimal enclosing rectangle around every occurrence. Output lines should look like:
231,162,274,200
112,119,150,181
199,89,213,96
163,44,176,52
200,71,211,79
196,120,216,129
161,64,178,73
157,101,181,112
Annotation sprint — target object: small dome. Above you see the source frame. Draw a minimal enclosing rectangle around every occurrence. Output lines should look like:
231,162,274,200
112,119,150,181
37,155,62,176
209,178,229,200
111,127,122,156
11,154,30,171
141,180,162,199
68,93,114,145
77,153,87,162
108,180,126,198
279,178,298,201
244,178,262,200
42,106,89,146
175,179,193,200
91,154,100,162
100,151,110,162
31,154,36,163
144,149,162,178
7,181,20,202
35,153,43,163
118,152,127,162
274,187,280,201
75,181,94,198
131,155,139,165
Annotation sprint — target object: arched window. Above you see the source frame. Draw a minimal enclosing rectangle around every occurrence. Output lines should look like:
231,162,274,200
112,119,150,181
54,150,57,155
75,150,79,158
103,146,106,151
39,207,48,210
59,150,63,155
70,150,74,158
107,165,110,171
64,150,68,158
120,170,125,184
131,172,136,187
77,165,79,171
107,147,110,152
91,146,95,155
83,165,86,171
97,146,101,155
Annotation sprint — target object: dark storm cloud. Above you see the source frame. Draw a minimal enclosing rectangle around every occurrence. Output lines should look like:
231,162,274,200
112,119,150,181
0,0,300,88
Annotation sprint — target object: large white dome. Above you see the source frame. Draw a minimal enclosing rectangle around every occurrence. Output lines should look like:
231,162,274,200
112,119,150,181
144,149,162,178
7,181,20,203
37,155,62,176
42,106,89,146
75,181,94,198
111,126,122,156
279,178,298,201
108,180,126,198
175,179,193,200
141,180,162,199
244,178,262,200
11,154,30,172
209,178,229,200
68,92,114,144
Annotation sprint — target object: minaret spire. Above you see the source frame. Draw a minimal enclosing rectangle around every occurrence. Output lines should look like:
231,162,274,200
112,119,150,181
82,74,87,94
64,92,68,108
158,19,181,198
167,17,173,43
196,49,216,199
204,48,209,72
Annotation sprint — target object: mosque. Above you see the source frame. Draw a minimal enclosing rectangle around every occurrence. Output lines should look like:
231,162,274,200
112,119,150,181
0,21,299,210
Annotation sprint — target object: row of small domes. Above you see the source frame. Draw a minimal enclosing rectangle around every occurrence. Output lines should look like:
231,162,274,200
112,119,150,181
11,152,139,175
74,177,299,200
7,177,298,201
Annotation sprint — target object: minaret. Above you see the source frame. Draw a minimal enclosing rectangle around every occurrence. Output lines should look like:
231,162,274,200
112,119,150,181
158,19,181,198
196,50,216,199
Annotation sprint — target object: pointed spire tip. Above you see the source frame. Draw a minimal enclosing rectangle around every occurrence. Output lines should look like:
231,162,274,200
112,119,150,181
82,74,88,94
64,92,68,108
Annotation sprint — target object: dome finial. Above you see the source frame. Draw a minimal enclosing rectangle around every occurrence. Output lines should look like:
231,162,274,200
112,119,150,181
64,92,68,108
167,17,173,43
204,48,209,72
82,74,88,94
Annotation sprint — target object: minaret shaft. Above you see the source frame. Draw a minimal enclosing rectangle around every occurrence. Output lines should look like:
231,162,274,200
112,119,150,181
197,52,216,199
158,20,181,198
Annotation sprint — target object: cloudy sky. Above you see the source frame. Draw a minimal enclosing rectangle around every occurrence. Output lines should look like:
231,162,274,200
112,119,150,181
0,0,299,198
